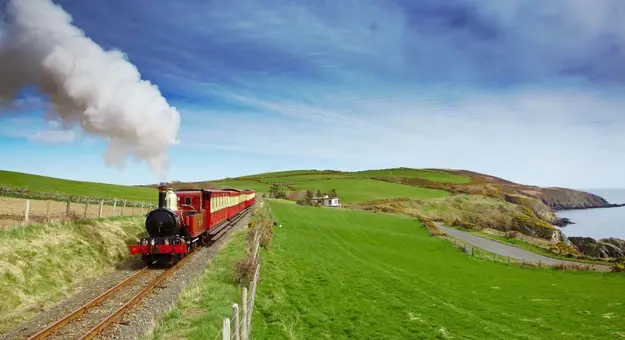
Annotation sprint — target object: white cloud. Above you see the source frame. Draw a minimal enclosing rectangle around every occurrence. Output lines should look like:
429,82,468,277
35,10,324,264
28,129,76,144
178,86,625,188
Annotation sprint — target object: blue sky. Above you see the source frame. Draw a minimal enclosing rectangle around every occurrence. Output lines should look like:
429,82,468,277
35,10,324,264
1,0,625,188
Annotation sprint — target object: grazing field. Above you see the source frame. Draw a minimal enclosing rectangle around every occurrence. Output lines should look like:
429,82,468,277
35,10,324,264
292,178,449,203
351,168,472,183
0,170,157,202
214,171,451,202
215,179,273,193
0,216,145,332
252,201,625,339
236,170,337,179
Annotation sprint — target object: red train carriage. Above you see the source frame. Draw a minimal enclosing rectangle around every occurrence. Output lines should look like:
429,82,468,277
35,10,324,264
129,183,254,266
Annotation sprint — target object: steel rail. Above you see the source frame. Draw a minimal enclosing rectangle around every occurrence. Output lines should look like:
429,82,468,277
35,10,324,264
76,246,195,339
26,267,149,340
78,206,254,339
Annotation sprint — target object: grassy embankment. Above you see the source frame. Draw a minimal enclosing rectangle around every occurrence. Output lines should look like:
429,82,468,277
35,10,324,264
0,170,160,331
0,216,145,333
249,201,624,339
0,170,157,204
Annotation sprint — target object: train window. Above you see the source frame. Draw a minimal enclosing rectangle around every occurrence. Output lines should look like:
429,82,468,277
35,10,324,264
185,197,191,205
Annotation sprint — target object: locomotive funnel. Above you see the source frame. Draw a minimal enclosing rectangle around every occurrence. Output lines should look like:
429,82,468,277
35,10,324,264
158,182,167,209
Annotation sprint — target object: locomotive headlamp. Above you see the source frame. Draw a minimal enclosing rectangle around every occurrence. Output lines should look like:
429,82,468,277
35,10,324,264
141,239,148,246
164,238,170,245
150,238,156,246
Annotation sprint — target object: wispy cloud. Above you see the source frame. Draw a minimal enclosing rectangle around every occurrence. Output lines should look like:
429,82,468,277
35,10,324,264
1,0,624,187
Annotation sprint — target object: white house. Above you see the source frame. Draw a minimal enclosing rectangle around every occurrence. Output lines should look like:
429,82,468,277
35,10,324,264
311,195,341,208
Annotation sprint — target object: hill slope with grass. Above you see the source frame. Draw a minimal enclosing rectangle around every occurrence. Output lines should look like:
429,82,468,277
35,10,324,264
183,167,624,260
251,201,625,339
0,170,157,203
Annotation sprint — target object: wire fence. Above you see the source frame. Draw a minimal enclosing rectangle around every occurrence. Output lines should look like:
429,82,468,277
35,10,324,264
0,195,156,229
447,237,610,272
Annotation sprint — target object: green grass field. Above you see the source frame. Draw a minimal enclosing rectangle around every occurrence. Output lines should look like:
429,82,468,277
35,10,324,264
251,201,625,339
215,169,456,203
351,168,471,183
0,170,157,202
216,179,274,193
292,178,448,203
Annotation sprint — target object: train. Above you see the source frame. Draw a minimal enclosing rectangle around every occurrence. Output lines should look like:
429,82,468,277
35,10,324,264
129,183,256,266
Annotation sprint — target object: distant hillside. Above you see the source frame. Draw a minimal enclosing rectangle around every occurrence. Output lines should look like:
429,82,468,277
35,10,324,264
163,167,620,211
0,170,157,203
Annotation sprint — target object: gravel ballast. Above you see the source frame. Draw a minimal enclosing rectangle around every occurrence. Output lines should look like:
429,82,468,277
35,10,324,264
1,205,256,340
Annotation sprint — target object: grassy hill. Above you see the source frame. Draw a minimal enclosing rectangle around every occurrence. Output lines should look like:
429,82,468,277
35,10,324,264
251,201,624,339
211,168,469,203
0,170,157,203
168,167,622,261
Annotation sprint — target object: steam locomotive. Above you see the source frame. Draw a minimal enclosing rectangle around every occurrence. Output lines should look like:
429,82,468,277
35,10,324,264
129,183,255,266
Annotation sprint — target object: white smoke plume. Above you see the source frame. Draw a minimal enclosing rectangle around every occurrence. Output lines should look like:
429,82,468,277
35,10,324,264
0,0,181,181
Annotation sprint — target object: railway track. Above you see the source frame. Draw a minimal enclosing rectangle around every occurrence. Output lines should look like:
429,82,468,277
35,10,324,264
25,206,253,340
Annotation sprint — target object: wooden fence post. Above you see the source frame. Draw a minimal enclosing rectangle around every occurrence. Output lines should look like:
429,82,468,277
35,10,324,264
66,201,71,217
233,303,240,340
45,201,51,219
222,318,231,340
241,287,248,340
247,264,261,334
99,200,104,218
113,199,117,216
140,203,144,214
121,200,126,216
132,203,135,215
24,199,30,222
83,202,89,218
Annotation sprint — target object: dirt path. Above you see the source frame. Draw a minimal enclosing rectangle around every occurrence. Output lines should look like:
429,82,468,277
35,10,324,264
435,223,612,271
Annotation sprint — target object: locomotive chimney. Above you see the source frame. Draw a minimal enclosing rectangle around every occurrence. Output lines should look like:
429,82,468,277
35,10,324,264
158,182,167,209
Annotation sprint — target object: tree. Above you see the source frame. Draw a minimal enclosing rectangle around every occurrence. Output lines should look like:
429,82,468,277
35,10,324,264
269,183,281,198
330,188,338,198
316,189,323,197
306,190,314,200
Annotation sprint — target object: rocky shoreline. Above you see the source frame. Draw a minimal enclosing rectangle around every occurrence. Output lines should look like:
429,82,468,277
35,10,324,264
550,195,625,260
551,202,625,211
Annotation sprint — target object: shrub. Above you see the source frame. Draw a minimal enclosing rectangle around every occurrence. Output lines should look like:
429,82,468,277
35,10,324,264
505,231,519,239
233,256,256,285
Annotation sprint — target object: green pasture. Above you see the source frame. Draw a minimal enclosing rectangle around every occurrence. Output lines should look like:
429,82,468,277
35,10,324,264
292,178,449,202
251,201,625,340
351,168,471,183
0,170,156,202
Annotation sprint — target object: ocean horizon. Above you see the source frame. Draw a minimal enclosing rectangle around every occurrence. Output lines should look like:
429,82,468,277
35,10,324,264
555,188,625,240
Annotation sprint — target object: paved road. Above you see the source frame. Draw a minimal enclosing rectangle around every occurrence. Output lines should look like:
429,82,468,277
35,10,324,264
435,223,611,271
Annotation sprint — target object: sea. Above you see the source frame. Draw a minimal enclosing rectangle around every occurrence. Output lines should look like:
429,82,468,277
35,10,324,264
554,189,625,240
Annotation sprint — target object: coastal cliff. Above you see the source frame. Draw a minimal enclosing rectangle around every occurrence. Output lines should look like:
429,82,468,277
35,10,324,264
372,169,624,246
439,170,625,211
